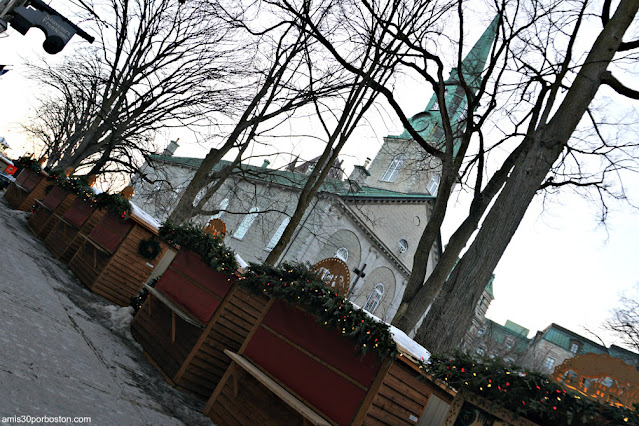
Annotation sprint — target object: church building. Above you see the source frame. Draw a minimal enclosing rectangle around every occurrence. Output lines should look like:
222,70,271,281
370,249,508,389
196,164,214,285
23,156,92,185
131,17,499,334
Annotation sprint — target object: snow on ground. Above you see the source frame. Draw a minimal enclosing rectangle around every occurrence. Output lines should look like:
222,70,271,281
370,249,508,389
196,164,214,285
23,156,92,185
0,193,212,425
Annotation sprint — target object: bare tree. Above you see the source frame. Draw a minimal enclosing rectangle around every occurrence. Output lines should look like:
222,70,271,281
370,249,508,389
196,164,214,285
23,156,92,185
25,0,242,177
606,296,639,354
262,0,453,264
413,0,639,353
167,1,349,224
281,0,639,355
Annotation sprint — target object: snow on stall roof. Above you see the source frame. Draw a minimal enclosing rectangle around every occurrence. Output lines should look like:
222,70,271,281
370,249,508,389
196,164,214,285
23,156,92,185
235,253,249,272
352,302,431,363
0,154,14,165
1,172,15,182
130,201,161,232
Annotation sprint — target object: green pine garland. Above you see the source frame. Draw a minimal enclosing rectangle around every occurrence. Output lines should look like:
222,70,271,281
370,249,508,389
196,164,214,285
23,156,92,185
44,171,93,200
130,277,159,313
424,351,639,425
56,176,95,202
159,222,238,273
95,192,132,219
238,262,398,360
14,156,41,172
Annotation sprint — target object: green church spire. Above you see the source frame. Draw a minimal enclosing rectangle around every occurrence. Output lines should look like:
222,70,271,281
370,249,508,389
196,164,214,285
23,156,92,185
393,15,500,148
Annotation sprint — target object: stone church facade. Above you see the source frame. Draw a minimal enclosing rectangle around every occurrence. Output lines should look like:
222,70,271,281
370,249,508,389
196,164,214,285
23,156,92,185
132,146,441,326
131,17,499,333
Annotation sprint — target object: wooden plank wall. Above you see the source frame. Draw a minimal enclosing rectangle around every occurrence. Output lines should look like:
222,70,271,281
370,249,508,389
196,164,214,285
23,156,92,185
91,224,167,306
208,368,308,426
3,170,43,210
38,193,77,239
44,208,105,263
130,295,202,379
16,177,48,212
27,201,56,237
28,193,77,239
3,183,22,208
68,237,112,290
363,359,449,426
174,287,270,399
61,209,106,263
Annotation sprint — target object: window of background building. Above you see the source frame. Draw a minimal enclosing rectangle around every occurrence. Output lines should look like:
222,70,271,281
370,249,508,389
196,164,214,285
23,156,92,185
335,247,349,262
233,207,259,240
570,342,579,354
363,284,384,313
211,198,229,220
543,356,555,370
381,155,406,182
426,174,440,195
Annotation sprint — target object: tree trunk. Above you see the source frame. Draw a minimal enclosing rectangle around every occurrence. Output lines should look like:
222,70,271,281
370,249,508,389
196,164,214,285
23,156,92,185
393,143,527,332
414,0,639,354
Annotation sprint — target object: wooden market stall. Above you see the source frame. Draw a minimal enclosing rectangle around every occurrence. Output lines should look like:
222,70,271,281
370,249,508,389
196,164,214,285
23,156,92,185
68,201,168,306
44,197,105,263
202,297,454,425
3,167,48,211
130,248,268,400
27,184,77,239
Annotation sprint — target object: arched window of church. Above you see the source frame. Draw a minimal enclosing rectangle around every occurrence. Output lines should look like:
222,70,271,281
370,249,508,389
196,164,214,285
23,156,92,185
363,283,384,313
381,155,405,182
266,217,290,251
211,198,229,220
427,174,440,195
233,207,259,240
335,247,349,262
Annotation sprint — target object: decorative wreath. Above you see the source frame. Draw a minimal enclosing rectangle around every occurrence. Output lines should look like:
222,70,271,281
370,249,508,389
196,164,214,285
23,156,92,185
138,238,161,260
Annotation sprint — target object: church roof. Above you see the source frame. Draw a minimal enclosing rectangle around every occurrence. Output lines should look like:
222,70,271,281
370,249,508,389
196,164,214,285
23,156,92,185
149,154,434,202
389,14,500,153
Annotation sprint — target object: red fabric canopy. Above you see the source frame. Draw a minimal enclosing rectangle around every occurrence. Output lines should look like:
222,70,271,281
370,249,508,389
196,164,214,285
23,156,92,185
42,185,68,210
18,169,42,191
243,300,383,424
155,250,234,324
88,213,133,253
63,199,94,228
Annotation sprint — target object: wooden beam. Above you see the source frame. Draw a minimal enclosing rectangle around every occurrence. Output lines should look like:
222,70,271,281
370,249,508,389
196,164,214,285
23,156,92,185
144,284,205,329
171,311,176,343
224,350,331,426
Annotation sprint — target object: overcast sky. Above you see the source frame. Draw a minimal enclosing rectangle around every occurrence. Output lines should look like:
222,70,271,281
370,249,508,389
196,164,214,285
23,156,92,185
1,5,638,349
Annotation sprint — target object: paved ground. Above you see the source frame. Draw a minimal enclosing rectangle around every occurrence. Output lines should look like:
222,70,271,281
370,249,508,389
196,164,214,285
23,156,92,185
0,193,212,425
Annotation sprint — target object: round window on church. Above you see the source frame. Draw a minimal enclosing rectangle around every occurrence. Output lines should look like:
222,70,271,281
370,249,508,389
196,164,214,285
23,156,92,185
398,239,408,253
335,247,349,262
413,215,420,226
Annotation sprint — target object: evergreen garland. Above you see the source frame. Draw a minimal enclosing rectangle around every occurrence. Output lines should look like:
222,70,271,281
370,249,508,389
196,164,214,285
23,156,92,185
14,156,41,173
159,222,238,273
130,277,159,314
95,192,132,219
56,176,95,202
423,351,639,425
238,262,398,360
